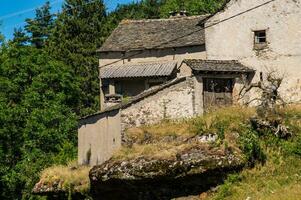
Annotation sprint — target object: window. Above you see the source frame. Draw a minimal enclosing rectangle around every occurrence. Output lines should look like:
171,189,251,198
254,30,267,50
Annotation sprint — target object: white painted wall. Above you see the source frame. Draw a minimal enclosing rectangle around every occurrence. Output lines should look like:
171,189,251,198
205,0,301,102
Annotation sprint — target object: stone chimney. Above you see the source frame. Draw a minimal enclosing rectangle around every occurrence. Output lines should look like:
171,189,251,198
169,10,188,18
169,0,188,18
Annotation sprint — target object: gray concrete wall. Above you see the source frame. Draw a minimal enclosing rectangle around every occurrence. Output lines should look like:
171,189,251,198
205,0,301,102
78,109,121,166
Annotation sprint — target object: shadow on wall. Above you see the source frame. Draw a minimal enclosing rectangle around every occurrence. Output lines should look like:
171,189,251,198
78,109,121,166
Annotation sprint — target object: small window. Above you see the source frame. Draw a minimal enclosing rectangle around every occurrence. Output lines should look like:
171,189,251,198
255,30,266,43
254,30,267,50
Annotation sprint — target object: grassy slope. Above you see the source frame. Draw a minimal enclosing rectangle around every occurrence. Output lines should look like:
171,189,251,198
35,105,301,199
209,105,301,200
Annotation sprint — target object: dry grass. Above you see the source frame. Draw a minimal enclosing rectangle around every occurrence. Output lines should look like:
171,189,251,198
114,106,254,161
125,119,195,144
38,161,91,194
113,140,214,161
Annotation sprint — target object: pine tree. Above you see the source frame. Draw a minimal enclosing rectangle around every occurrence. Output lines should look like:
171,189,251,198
49,0,107,116
11,28,29,46
25,1,54,48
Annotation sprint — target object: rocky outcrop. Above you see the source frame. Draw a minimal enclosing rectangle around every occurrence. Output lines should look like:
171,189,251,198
90,146,245,200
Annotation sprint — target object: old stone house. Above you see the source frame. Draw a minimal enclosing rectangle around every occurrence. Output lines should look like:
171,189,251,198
97,15,207,108
78,0,301,166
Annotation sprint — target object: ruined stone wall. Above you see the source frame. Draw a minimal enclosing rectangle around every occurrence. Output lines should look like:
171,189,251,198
205,0,301,102
121,78,195,131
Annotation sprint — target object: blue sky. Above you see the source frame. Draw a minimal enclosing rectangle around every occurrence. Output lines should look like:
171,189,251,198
0,0,137,39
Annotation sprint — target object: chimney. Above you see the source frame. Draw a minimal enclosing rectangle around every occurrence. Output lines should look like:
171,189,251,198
169,10,188,18
169,0,188,18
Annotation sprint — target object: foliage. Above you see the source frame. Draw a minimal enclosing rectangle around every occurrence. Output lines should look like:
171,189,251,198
48,0,107,116
0,43,78,199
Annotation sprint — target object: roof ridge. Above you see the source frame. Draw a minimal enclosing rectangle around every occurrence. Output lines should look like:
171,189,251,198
184,59,239,63
103,61,178,68
120,15,209,24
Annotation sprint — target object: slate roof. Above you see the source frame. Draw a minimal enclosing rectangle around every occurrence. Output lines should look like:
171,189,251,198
184,59,255,73
98,15,208,52
99,62,178,79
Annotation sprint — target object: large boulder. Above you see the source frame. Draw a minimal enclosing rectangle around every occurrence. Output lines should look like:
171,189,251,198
90,146,245,200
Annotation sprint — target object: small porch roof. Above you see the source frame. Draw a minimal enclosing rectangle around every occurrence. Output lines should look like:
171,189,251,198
184,59,255,74
100,61,178,79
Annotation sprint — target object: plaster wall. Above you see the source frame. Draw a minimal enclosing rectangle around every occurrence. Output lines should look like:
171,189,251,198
99,46,206,71
205,0,301,102
78,110,121,166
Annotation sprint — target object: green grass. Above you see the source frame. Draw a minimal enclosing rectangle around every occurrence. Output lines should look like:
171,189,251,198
208,104,301,200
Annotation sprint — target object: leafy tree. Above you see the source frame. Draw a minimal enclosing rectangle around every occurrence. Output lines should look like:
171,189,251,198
0,39,78,199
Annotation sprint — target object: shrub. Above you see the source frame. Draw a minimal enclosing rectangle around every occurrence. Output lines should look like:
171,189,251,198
239,129,266,166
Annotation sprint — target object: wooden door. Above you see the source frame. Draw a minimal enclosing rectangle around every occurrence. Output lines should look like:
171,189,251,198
203,78,234,111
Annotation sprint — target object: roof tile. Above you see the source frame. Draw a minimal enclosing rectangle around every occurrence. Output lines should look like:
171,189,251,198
100,62,178,79
98,16,207,52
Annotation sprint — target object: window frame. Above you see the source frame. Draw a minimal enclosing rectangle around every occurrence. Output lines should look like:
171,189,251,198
253,30,267,50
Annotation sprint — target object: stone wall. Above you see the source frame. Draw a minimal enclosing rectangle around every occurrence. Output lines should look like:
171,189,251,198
78,76,249,166
205,0,301,102
121,78,195,131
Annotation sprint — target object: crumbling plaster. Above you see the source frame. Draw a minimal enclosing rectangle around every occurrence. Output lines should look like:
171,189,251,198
205,0,301,102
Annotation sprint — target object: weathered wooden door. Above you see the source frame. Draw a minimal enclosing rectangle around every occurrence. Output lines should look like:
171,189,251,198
203,78,234,111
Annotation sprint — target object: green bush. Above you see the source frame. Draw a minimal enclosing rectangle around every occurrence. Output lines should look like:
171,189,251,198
239,129,266,166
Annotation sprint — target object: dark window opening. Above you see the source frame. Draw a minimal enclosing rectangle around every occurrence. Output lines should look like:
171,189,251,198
102,79,109,95
204,78,234,93
254,30,266,44
254,30,267,50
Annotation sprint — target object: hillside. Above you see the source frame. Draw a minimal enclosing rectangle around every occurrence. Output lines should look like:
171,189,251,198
33,105,301,199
